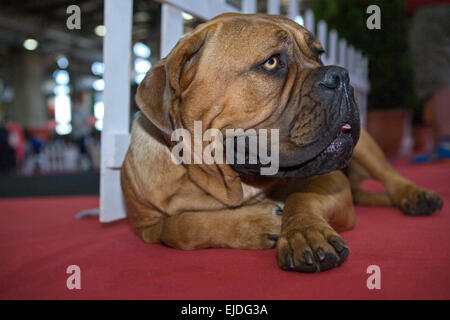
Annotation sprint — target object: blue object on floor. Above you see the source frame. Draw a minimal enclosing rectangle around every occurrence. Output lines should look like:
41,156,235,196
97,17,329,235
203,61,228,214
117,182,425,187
411,137,450,163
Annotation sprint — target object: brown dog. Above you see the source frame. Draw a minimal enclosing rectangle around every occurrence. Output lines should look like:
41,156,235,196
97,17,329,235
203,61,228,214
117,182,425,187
120,13,443,272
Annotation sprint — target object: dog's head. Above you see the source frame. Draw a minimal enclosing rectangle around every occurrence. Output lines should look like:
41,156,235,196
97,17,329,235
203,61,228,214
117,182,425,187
137,13,360,179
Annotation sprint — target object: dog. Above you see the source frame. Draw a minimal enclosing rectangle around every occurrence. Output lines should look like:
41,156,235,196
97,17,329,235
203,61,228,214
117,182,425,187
120,13,443,273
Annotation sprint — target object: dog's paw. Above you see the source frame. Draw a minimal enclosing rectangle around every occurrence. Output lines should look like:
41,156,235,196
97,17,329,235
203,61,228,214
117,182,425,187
277,224,349,273
392,184,443,216
236,202,282,249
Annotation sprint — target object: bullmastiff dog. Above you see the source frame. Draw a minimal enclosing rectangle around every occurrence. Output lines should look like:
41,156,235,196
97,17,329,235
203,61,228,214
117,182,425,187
120,13,443,272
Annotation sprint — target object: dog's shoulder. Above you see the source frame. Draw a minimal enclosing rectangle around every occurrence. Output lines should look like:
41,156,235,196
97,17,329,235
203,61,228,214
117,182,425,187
129,112,171,159
123,113,278,213
121,113,187,209
128,112,187,179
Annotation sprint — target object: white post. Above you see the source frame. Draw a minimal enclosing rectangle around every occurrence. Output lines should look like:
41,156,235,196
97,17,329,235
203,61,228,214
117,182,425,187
100,0,133,222
242,0,257,13
356,50,363,80
364,56,369,82
304,9,315,35
347,45,355,76
338,39,347,68
267,0,280,14
328,29,338,65
287,0,299,20
317,21,327,49
161,4,183,58
317,20,328,65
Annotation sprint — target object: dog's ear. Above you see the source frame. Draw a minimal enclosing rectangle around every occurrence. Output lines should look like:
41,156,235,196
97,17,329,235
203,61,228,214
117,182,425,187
136,31,207,135
136,60,171,134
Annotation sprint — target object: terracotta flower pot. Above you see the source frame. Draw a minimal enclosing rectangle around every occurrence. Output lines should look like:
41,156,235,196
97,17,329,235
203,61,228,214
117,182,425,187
412,125,435,154
367,109,410,157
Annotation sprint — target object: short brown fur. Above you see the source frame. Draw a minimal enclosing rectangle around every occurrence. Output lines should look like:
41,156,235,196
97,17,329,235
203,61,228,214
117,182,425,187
121,14,443,272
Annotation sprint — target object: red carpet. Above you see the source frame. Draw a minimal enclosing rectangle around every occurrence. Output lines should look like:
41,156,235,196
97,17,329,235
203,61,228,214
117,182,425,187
1,161,449,300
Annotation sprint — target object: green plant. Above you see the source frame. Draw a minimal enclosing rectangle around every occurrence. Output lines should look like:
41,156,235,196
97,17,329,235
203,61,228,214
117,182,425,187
312,0,416,110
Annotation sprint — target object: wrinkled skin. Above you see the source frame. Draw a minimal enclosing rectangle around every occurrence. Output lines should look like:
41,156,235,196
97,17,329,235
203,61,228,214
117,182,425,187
121,13,443,274
177,14,360,178
230,64,360,178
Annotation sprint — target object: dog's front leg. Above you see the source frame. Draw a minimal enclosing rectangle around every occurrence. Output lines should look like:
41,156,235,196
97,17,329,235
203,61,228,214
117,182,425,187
351,129,443,215
277,171,353,273
159,200,282,250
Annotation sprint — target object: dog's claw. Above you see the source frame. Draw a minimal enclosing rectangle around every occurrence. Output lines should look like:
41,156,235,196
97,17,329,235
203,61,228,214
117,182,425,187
316,247,326,261
304,250,314,265
393,184,443,216
330,239,344,253
277,227,349,273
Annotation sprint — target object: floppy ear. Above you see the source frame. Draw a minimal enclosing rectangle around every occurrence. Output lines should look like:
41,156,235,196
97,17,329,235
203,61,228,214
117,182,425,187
136,60,172,134
135,31,207,135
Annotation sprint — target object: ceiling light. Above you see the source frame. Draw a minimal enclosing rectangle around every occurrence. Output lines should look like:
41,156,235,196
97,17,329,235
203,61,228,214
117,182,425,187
53,70,70,85
95,25,106,37
53,85,70,96
294,15,304,26
56,123,72,135
134,59,151,74
93,79,104,91
95,120,103,131
182,12,194,21
57,56,69,69
23,38,38,51
135,73,145,85
91,62,104,76
94,101,104,120
133,42,151,58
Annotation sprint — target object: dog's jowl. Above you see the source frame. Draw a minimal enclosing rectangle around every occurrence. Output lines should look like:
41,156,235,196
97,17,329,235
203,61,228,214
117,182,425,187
120,13,443,273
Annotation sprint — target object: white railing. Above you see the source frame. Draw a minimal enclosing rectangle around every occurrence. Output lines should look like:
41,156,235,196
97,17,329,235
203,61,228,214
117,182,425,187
100,0,370,222
100,0,132,222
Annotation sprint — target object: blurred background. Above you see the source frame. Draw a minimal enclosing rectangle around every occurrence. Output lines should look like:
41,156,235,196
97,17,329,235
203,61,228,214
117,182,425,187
0,0,448,197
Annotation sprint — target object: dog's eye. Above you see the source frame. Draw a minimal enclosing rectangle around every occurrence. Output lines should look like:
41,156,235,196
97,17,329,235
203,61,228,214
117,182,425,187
263,56,279,71
317,49,325,62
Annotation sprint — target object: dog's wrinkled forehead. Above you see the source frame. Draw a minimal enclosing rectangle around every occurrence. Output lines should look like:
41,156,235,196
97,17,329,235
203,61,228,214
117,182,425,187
200,14,324,67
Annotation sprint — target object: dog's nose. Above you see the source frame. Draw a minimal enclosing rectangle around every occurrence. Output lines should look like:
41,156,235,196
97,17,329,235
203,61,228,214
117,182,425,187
320,66,349,89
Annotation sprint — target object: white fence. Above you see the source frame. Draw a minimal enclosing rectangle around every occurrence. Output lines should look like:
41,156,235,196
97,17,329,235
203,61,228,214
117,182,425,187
100,0,370,222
